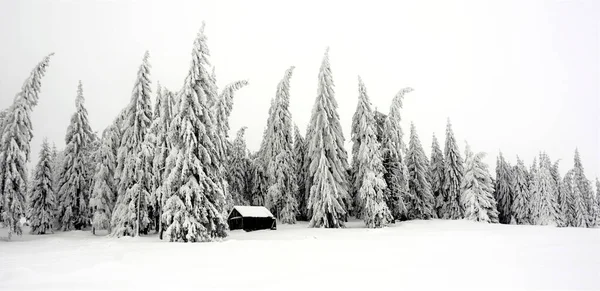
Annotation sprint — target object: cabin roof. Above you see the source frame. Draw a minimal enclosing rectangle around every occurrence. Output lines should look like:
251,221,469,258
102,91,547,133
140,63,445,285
231,206,274,218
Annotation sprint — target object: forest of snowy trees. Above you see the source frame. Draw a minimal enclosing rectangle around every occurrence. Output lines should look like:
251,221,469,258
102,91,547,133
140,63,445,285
1,24,599,242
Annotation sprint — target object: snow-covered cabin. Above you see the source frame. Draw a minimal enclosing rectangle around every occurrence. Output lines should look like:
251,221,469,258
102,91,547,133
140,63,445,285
228,206,277,232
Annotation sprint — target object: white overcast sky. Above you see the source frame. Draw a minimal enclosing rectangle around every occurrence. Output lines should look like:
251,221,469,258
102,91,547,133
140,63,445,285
1,0,598,180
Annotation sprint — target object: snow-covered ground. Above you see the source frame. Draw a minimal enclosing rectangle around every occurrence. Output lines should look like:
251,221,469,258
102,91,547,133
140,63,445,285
1,219,599,291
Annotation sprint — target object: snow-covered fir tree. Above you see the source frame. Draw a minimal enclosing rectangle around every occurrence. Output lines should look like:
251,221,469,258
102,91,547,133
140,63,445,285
373,110,387,144
441,119,463,219
0,53,53,238
227,127,251,206
161,25,228,242
405,123,435,220
494,153,514,224
56,81,95,231
530,153,561,226
460,143,499,223
305,48,350,228
430,134,444,218
149,84,174,238
89,125,119,234
111,51,153,237
511,157,531,224
572,149,594,227
562,169,586,227
353,77,392,228
293,125,308,220
29,139,55,234
549,160,567,227
212,79,248,212
381,88,413,221
263,67,298,223
249,153,268,206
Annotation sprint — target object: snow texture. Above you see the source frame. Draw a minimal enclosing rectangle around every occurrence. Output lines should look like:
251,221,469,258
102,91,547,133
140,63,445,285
2,220,600,291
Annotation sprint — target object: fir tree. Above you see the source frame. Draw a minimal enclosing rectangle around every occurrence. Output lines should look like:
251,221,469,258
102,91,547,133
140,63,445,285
381,88,413,221
29,139,55,234
305,48,350,228
0,53,53,238
405,123,435,220
249,153,268,206
353,77,392,228
460,144,499,223
530,153,561,226
442,119,464,219
494,153,513,224
562,170,586,227
263,67,299,223
111,51,153,237
161,24,228,242
228,127,250,206
373,110,387,145
89,125,119,234
572,149,594,226
430,134,444,218
511,157,531,224
549,159,567,226
293,125,308,220
56,81,95,231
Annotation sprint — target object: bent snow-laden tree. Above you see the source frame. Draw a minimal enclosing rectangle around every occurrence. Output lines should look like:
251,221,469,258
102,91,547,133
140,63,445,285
111,51,153,237
460,143,499,223
263,67,299,224
89,124,119,234
56,81,95,231
405,123,435,220
353,77,392,228
0,53,53,238
441,119,464,219
306,48,350,228
381,88,413,221
29,139,56,234
161,24,228,242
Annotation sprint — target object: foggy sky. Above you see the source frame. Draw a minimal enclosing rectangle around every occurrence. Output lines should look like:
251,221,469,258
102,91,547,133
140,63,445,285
0,0,598,180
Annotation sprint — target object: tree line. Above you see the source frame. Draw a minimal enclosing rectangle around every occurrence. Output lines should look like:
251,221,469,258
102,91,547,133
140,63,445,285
1,23,598,242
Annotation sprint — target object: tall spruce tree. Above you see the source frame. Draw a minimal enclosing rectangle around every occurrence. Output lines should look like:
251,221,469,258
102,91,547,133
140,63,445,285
381,88,412,221
460,144,499,223
0,53,53,238
430,134,444,218
511,157,531,224
549,160,567,226
29,139,55,234
263,67,298,223
89,125,119,234
161,24,228,242
250,153,268,206
353,77,392,228
56,81,95,231
228,127,250,206
405,123,435,220
494,153,513,224
572,149,594,226
442,119,463,219
530,153,561,226
563,169,587,227
293,125,308,220
305,48,350,228
111,51,153,237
